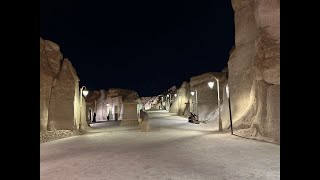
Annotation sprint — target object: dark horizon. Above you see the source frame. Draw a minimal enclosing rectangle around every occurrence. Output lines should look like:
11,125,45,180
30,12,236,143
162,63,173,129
40,0,235,97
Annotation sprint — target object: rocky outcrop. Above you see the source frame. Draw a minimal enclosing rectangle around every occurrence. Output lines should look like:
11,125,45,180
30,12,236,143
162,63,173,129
140,97,153,110
86,88,143,121
189,72,228,122
169,81,191,116
40,37,63,131
40,37,88,131
140,110,149,132
228,0,280,143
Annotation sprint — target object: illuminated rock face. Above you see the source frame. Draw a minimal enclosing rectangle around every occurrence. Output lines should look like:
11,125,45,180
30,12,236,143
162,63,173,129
169,81,191,116
40,37,87,131
141,97,154,110
189,72,228,122
86,88,143,124
228,0,280,143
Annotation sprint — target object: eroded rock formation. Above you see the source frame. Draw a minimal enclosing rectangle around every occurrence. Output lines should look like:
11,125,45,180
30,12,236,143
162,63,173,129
169,81,191,116
86,88,143,123
40,37,88,131
228,0,280,143
189,72,228,122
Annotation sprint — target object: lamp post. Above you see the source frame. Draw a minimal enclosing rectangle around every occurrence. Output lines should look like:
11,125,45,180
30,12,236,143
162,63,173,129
226,84,234,135
208,77,222,131
161,96,165,109
190,90,198,117
173,93,179,112
166,94,170,110
79,86,89,130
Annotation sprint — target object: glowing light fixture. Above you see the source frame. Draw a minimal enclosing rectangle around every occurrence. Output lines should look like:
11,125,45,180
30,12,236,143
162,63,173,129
191,91,195,96
79,86,89,130
226,84,229,98
208,82,214,89
83,89,89,97
208,77,222,131
174,93,177,97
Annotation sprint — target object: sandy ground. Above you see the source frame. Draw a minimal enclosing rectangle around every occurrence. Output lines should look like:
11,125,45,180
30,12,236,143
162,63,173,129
40,110,280,180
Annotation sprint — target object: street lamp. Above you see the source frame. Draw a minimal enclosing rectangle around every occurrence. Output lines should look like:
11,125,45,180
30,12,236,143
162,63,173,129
79,86,89,130
190,90,198,117
161,96,165,109
167,94,172,102
208,77,222,131
167,94,172,110
174,93,177,97
226,84,234,135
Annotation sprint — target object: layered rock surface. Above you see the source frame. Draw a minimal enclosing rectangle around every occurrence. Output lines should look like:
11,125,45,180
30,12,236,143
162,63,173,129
228,0,280,143
40,37,88,131
86,88,143,121
189,72,228,122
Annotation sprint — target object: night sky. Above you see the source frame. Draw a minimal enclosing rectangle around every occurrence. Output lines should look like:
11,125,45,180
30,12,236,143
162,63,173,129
40,0,235,97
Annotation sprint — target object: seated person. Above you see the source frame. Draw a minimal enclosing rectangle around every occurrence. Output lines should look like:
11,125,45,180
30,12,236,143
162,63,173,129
188,112,198,123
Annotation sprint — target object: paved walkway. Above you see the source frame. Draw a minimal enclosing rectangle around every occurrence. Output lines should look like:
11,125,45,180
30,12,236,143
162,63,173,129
40,110,280,180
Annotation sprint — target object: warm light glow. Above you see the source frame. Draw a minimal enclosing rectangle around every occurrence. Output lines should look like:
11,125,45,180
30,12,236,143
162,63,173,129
107,103,109,107
174,94,177,97
208,82,214,89
83,89,89,97
226,84,229,98
167,94,169,97
191,91,195,96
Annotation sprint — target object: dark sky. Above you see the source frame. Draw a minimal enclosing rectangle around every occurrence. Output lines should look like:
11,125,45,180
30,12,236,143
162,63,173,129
40,0,235,97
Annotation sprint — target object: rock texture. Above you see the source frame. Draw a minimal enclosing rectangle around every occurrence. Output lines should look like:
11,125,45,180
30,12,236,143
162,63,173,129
40,37,88,131
228,0,280,143
189,72,228,122
140,110,149,132
140,97,152,109
86,88,143,124
169,81,191,116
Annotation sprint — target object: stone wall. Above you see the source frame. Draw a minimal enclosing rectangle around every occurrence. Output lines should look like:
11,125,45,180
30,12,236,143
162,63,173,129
40,37,88,131
120,103,140,126
86,88,142,122
169,81,190,116
228,0,280,143
140,110,149,132
141,97,152,110
189,72,228,122
40,38,57,131
48,59,78,130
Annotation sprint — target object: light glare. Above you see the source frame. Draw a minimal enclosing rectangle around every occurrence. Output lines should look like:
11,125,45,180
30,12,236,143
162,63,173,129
208,82,214,89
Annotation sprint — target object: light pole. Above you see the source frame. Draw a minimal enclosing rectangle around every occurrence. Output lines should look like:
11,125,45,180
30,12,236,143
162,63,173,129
190,90,198,117
161,96,165,109
167,94,172,110
167,94,171,102
173,93,178,112
79,86,89,130
208,77,222,131
226,84,234,135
